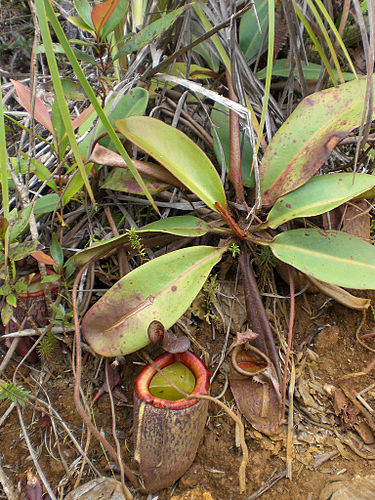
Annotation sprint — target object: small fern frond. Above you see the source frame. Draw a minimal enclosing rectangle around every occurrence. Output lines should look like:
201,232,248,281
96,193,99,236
0,380,29,407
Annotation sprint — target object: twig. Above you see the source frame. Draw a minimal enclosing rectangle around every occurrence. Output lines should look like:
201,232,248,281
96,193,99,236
282,267,295,406
17,405,57,500
245,470,286,500
286,358,296,479
72,261,140,490
0,460,18,500
106,360,133,500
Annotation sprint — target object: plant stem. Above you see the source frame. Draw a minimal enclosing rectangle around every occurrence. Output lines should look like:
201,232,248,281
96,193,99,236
226,69,244,204
239,242,281,384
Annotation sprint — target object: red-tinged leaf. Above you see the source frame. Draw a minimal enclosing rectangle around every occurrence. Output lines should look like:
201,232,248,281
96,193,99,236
91,0,121,36
0,216,9,240
11,79,54,134
260,77,375,206
30,250,57,266
71,104,94,131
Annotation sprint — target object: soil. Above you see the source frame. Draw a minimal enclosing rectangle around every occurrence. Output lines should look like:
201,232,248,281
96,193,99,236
1,287,375,499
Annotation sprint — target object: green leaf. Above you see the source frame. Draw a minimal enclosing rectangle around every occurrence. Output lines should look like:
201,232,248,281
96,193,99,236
62,164,92,205
100,0,129,40
51,233,64,267
91,0,122,37
73,216,222,266
6,294,17,307
115,116,226,212
260,77,375,206
60,78,86,101
1,304,13,326
9,205,33,243
265,173,375,229
73,0,94,29
67,16,93,32
96,88,148,148
269,228,375,288
210,102,254,188
31,157,58,191
113,5,187,60
192,36,220,73
35,0,95,205
81,245,227,356
78,88,149,160
239,0,268,60
14,277,27,294
42,0,158,213
6,240,41,264
41,273,61,283
101,167,169,195
34,194,60,215
137,216,223,237
256,59,356,82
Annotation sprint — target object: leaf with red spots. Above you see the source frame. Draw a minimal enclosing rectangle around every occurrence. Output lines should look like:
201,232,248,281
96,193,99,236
82,246,227,356
11,80,54,135
269,228,375,288
264,173,375,229
260,77,375,206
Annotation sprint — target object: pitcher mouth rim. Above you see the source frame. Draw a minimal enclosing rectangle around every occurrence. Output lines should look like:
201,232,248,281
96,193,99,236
134,351,210,410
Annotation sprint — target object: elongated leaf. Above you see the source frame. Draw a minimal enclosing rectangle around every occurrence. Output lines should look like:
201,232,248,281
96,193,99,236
113,5,187,60
82,245,227,355
100,0,129,40
116,116,226,211
260,77,375,206
73,0,94,29
73,216,221,266
11,79,54,134
62,164,92,205
269,228,375,288
36,0,95,204
91,0,121,36
41,0,157,212
51,233,64,267
265,173,375,229
136,216,222,237
67,15,94,33
256,59,355,82
239,0,268,60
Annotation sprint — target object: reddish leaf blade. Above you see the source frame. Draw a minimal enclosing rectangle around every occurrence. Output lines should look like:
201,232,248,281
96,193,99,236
91,0,121,36
260,77,375,206
71,104,94,131
31,250,57,266
11,79,54,134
